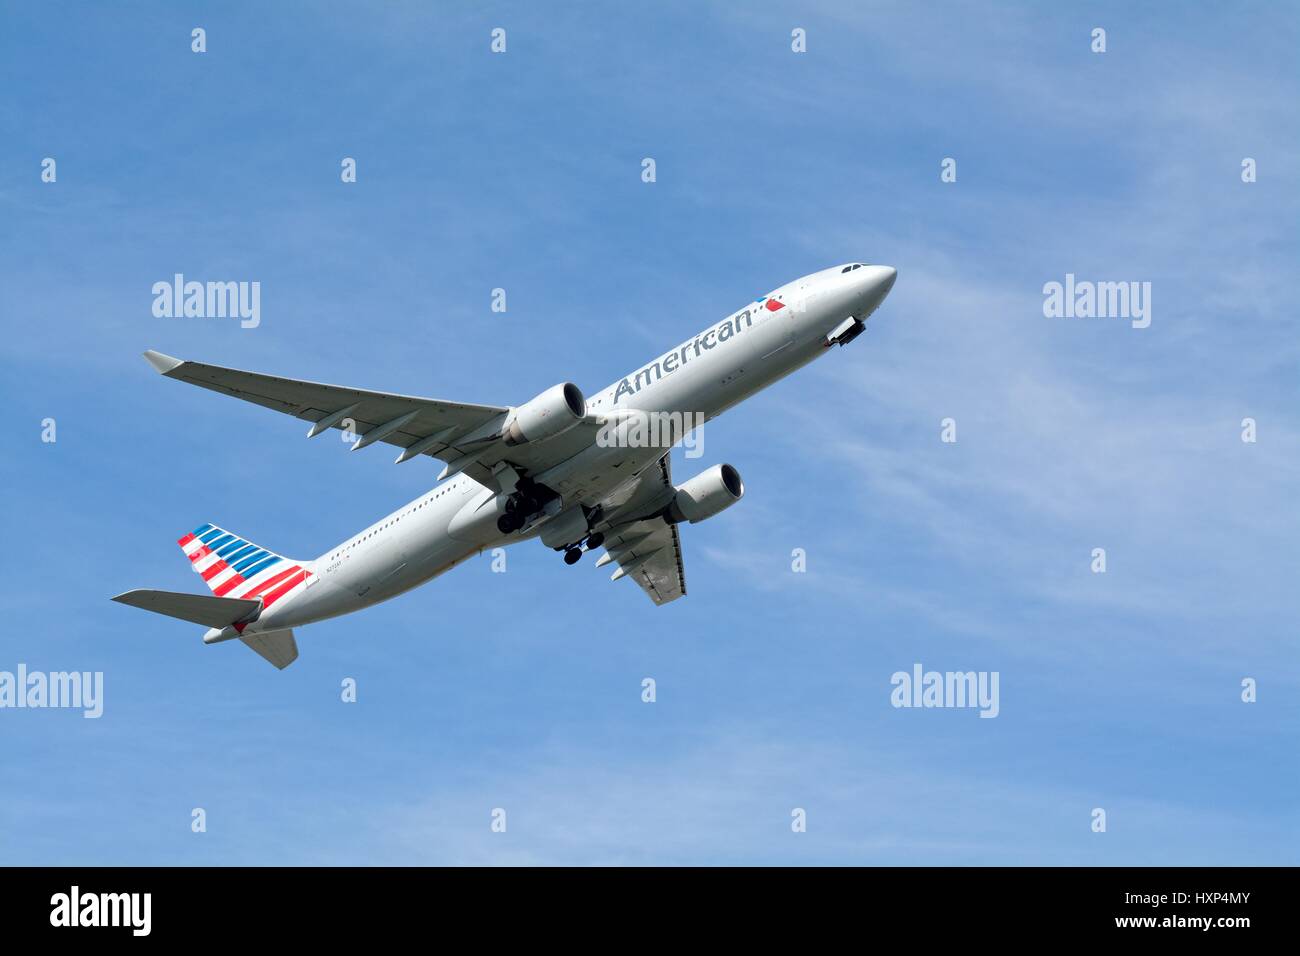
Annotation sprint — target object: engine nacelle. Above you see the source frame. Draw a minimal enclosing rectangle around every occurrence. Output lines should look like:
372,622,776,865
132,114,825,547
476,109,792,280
503,383,586,446
666,463,745,524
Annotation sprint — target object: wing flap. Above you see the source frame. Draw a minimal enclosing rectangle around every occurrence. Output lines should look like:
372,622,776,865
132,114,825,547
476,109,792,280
595,455,686,605
603,521,685,605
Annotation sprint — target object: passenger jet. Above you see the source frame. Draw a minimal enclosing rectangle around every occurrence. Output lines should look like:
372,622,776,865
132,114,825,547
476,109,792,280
113,262,897,668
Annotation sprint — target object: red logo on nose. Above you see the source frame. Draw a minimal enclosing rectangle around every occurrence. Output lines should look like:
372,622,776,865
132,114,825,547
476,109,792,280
765,298,785,312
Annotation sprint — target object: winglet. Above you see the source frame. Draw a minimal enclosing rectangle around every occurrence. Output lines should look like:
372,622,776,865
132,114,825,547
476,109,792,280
143,349,184,374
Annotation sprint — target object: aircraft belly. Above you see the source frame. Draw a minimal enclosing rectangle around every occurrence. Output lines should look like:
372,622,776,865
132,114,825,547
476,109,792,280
446,484,504,544
382,494,480,595
370,537,473,602
257,576,355,629
308,490,478,609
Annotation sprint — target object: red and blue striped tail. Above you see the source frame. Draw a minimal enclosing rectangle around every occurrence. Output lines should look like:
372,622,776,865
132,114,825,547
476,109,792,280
177,524,312,612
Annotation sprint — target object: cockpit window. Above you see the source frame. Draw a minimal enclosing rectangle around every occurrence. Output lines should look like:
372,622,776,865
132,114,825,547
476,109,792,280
851,263,862,270
841,266,852,273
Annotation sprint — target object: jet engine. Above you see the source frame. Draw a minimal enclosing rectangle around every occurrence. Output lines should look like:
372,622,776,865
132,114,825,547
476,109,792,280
502,383,586,446
666,463,745,524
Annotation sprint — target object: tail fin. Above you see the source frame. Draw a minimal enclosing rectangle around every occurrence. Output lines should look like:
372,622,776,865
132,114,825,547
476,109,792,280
177,523,312,611
241,630,298,670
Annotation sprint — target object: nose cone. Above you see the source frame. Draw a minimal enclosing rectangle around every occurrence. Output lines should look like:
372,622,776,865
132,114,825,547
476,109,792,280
854,264,896,313
867,264,897,295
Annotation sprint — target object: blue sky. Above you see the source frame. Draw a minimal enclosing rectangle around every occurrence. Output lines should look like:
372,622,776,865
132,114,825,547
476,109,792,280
1,1,1296,865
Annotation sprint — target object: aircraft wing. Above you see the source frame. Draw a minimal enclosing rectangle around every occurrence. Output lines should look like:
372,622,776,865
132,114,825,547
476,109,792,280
592,454,687,606
142,350,601,486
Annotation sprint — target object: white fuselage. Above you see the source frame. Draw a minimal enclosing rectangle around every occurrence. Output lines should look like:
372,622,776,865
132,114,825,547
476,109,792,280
241,263,896,635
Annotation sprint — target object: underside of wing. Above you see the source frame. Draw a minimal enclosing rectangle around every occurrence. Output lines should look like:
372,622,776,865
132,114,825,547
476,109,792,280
593,455,687,606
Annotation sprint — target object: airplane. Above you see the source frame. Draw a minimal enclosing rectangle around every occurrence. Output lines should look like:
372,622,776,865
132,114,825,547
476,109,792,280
112,262,897,668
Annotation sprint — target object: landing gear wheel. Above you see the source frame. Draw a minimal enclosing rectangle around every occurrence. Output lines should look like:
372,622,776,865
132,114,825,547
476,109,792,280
497,513,523,534
563,547,583,565
586,532,605,550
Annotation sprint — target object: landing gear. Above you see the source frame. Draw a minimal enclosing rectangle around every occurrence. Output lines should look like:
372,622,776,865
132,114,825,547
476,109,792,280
498,478,554,535
559,533,601,566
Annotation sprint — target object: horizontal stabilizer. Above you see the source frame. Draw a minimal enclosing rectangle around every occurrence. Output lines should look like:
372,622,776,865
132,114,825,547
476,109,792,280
111,589,259,628
241,630,298,670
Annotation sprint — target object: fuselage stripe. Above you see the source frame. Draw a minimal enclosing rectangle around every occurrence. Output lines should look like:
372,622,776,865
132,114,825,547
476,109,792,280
200,559,230,582
239,555,281,579
260,570,309,609
212,573,247,597
224,543,258,563
238,565,300,600
231,549,270,572
216,539,249,558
